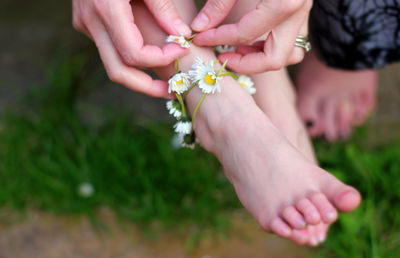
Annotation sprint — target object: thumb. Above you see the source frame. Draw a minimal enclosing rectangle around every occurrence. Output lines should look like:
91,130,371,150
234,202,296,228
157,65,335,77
144,0,191,36
191,0,237,32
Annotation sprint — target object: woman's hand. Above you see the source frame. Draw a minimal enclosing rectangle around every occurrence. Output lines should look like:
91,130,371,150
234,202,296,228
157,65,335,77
191,0,312,73
72,0,191,98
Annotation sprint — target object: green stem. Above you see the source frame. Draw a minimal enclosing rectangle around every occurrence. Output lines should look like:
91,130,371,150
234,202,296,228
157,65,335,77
192,93,207,127
183,82,198,98
185,34,197,41
219,71,238,80
175,58,180,74
175,93,187,117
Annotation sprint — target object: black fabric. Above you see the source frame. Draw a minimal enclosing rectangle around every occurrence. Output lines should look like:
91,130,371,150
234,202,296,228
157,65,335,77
310,0,400,70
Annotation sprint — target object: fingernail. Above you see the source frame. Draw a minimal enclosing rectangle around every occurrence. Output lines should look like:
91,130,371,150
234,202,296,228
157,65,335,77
173,19,191,36
191,12,209,31
325,211,336,221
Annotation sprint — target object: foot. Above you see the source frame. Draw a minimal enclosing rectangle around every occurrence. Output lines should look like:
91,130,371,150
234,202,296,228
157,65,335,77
295,51,377,141
199,103,361,241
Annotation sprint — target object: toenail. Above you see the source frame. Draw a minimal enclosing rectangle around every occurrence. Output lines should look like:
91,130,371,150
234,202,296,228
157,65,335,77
308,211,319,221
305,120,314,128
298,218,307,227
299,230,308,236
318,233,325,243
324,211,336,221
281,228,291,236
310,237,318,246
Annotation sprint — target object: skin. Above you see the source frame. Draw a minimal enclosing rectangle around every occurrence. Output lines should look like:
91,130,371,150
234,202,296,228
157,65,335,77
73,0,313,97
225,1,332,245
72,0,192,98
295,51,377,141
132,0,362,245
192,0,313,73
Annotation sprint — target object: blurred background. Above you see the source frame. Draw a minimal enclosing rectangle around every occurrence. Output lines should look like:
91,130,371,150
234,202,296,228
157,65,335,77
0,0,399,257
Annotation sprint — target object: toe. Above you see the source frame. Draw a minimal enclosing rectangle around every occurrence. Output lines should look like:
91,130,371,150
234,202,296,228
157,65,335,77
297,95,320,137
269,217,292,238
306,225,320,247
296,198,321,225
337,98,353,139
282,206,307,229
316,223,328,244
290,229,309,245
333,187,362,212
321,99,339,142
320,176,362,213
310,192,338,223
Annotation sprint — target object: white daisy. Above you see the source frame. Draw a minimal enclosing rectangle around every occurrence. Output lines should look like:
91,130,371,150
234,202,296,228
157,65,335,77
189,57,221,94
237,74,256,95
182,141,196,149
173,121,192,134
166,100,182,119
215,45,236,54
166,35,191,48
168,72,191,94
171,133,184,149
171,133,196,149
78,182,94,198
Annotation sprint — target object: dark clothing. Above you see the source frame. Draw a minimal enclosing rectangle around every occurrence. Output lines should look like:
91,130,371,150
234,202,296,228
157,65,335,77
310,0,400,70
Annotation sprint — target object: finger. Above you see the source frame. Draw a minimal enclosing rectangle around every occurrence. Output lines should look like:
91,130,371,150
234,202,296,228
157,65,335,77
287,15,310,65
96,0,186,68
194,0,305,46
89,21,170,98
144,0,191,36
235,41,264,55
217,32,288,73
191,0,237,32
217,6,307,73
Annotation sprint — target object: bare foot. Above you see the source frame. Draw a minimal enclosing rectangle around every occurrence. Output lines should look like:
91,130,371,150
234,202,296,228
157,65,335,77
252,69,333,246
209,105,361,240
295,51,377,141
132,0,361,244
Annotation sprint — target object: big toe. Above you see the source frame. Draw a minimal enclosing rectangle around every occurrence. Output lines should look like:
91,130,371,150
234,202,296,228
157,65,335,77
322,174,362,213
333,187,362,212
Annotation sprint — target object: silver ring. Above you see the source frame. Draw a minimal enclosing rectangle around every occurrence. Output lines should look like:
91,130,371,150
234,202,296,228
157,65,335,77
295,35,312,52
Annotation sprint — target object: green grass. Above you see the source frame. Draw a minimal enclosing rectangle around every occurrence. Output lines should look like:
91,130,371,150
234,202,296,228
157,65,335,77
0,52,400,257
0,53,239,231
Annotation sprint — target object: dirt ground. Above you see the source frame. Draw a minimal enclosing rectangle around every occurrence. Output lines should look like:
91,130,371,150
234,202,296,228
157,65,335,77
0,209,315,258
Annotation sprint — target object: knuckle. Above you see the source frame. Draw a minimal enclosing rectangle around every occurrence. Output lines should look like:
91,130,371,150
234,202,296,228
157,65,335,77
106,68,123,84
152,0,174,14
267,58,284,71
280,0,305,16
93,0,108,15
120,51,139,66
237,31,254,44
207,0,229,14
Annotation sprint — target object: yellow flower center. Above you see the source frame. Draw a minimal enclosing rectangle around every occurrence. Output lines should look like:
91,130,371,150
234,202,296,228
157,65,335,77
175,39,180,42
240,83,247,87
204,74,216,85
175,79,183,85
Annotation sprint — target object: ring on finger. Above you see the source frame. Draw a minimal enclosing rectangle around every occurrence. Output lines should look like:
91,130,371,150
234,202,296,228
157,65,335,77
295,35,312,52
